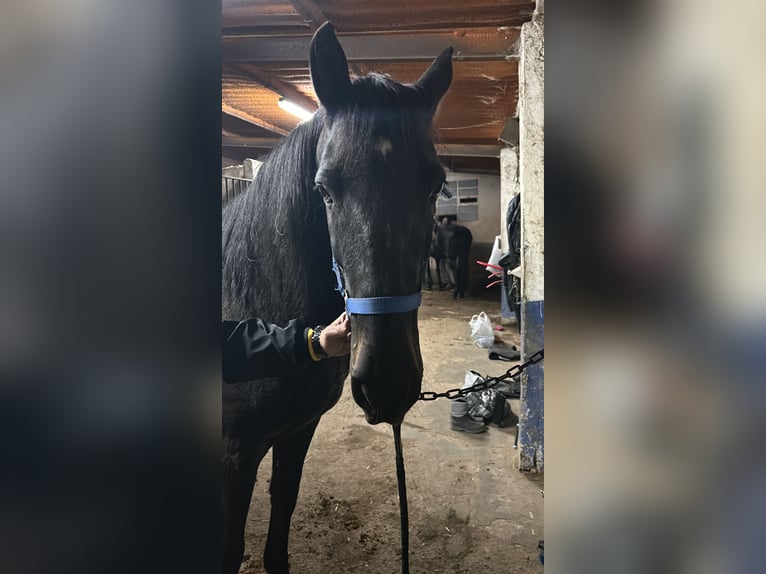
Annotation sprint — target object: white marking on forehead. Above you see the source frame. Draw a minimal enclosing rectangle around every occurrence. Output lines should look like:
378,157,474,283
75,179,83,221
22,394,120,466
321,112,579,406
376,138,393,159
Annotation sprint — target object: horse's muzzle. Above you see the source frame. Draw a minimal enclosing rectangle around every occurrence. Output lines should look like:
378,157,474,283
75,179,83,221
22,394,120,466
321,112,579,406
349,313,423,425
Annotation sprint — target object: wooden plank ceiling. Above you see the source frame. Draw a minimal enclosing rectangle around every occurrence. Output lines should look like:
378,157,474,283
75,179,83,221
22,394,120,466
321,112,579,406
222,0,535,174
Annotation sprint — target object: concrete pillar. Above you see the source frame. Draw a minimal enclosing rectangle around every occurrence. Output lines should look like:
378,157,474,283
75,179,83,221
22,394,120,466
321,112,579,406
499,146,520,253
518,14,545,472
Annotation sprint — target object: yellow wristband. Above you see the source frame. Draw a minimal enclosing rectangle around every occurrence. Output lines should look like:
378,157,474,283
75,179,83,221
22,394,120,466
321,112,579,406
307,328,321,362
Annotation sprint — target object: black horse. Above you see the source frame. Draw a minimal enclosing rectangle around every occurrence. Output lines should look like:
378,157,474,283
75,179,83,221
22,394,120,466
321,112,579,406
222,23,452,574
425,220,473,298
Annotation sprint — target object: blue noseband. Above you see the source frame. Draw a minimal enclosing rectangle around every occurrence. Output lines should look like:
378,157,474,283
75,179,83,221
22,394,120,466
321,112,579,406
332,258,422,315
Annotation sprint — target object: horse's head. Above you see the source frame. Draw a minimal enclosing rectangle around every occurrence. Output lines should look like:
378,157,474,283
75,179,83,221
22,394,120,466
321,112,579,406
309,23,452,425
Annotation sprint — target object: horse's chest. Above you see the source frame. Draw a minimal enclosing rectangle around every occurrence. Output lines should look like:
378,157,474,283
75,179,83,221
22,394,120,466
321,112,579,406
225,364,348,443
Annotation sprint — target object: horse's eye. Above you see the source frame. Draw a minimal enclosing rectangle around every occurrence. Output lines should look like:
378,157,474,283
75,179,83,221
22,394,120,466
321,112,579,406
314,183,333,205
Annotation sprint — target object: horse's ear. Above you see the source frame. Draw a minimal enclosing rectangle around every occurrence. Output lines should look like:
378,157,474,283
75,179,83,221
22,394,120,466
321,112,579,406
310,22,352,114
415,47,454,116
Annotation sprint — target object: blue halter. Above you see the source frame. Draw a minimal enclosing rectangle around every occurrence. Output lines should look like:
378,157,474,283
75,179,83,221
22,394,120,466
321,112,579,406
332,258,422,315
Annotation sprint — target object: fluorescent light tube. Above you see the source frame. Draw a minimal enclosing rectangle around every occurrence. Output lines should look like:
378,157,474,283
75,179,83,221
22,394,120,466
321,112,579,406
277,97,314,121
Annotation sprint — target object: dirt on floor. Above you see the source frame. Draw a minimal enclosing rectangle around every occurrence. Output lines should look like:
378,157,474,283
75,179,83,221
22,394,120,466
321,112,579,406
240,290,544,573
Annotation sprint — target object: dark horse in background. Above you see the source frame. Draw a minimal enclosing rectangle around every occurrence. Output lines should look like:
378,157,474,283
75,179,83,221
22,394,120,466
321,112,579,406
425,219,473,299
221,23,453,574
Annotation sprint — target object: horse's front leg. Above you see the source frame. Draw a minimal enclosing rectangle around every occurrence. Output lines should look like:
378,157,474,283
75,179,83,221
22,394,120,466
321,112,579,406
263,419,320,574
223,438,266,574
437,259,450,290
456,255,467,299
445,258,458,293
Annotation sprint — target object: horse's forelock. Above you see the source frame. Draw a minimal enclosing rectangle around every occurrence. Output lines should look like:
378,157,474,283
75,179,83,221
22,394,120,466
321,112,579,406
318,74,435,156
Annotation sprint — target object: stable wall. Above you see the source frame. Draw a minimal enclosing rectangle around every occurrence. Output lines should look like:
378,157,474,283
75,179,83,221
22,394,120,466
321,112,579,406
444,171,502,297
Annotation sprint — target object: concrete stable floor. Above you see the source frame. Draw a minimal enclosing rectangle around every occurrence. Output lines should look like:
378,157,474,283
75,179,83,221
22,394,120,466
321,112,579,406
241,290,544,573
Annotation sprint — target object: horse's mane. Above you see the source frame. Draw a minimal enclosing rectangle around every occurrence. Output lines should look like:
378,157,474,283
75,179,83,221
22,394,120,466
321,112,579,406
222,115,331,324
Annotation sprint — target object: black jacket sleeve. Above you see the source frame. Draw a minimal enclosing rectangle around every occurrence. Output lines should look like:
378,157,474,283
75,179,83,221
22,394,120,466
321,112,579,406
222,318,313,383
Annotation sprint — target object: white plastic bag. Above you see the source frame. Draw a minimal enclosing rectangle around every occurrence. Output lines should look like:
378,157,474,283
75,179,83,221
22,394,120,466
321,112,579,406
469,312,494,348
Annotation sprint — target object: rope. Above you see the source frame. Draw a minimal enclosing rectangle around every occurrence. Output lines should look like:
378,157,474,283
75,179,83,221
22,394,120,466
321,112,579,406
393,424,410,574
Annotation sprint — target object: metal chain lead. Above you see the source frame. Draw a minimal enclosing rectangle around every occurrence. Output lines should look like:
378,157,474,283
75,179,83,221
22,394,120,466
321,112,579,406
417,349,544,401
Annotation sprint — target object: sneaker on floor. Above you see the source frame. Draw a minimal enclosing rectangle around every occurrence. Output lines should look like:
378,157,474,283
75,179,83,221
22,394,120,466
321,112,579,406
450,413,487,433
451,396,487,433
488,345,520,361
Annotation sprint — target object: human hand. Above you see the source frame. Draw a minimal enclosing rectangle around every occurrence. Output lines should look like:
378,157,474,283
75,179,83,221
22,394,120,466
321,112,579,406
319,312,351,357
